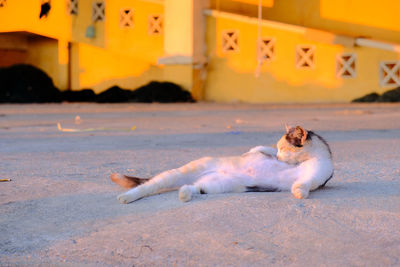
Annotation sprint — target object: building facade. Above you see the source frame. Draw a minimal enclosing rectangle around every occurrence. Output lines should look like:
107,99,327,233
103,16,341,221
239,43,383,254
1,0,399,102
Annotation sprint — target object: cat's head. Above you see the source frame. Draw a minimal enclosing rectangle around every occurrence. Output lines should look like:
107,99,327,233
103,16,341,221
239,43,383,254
276,125,331,164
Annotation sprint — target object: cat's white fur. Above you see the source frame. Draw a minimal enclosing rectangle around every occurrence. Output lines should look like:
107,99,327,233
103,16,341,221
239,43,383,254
112,126,333,203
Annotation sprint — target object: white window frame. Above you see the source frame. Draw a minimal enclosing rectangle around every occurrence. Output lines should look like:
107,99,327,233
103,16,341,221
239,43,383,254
380,61,400,87
120,8,134,28
222,30,239,53
92,1,105,22
148,14,163,35
67,0,78,15
259,37,276,62
295,45,315,69
336,53,356,78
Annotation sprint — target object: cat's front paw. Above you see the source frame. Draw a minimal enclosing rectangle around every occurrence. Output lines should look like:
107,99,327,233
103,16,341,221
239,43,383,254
117,193,134,204
179,185,193,202
291,183,310,199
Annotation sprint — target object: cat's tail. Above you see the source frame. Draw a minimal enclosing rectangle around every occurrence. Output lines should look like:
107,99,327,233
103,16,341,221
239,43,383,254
110,173,150,189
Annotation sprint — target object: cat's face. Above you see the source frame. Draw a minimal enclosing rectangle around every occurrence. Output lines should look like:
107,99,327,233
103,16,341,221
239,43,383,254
276,126,310,164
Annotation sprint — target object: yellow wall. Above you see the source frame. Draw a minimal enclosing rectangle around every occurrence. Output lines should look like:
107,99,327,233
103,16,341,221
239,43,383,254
0,0,71,89
205,15,400,103
232,0,273,7
0,0,72,40
77,0,165,92
2,0,400,102
320,0,400,36
0,0,166,93
211,0,400,44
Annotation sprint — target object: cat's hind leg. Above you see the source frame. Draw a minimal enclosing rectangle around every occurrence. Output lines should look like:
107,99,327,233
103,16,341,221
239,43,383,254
118,157,217,204
178,185,200,202
178,172,248,202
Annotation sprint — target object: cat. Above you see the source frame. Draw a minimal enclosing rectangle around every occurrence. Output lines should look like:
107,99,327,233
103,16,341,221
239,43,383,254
111,126,333,203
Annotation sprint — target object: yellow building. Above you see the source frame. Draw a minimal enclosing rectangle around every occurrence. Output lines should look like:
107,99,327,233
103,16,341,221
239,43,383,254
1,0,400,102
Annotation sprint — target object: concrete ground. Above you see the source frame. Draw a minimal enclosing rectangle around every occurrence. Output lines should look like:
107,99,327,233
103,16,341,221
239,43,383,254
0,103,399,266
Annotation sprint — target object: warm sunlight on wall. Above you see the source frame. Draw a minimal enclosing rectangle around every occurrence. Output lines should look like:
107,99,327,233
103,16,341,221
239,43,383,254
76,0,164,92
205,14,399,103
244,0,400,44
0,0,72,40
232,0,273,7
0,0,165,92
78,43,160,91
2,0,399,102
0,0,72,90
105,0,163,58
320,0,400,32
209,16,342,102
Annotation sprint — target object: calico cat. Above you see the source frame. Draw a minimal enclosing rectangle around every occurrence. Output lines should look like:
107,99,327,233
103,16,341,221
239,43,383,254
111,126,333,203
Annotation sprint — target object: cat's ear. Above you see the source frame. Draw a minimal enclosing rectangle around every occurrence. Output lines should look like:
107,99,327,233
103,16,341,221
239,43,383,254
295,126,308,145
286,126,308,147
285,124,292,133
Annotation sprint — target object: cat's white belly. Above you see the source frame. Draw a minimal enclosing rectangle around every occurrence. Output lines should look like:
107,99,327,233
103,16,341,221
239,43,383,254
231,154,288,177
196,152,297,191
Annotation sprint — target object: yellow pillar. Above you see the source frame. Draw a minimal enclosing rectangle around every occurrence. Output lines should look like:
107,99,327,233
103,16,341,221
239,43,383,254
160,0,209,100
164,0,193,57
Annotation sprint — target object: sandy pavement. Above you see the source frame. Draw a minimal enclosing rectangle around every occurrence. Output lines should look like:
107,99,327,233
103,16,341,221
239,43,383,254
0,102,399,266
